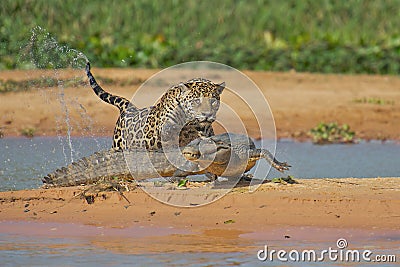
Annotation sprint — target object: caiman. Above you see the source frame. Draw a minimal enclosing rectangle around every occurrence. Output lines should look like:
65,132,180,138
42,133,290,187
179,133,290,179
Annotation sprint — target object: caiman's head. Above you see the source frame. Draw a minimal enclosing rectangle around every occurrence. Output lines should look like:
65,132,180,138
182,137,231,165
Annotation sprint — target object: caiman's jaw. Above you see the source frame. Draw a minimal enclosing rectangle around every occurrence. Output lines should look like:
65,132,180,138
182,140,231,165
182,149,201,161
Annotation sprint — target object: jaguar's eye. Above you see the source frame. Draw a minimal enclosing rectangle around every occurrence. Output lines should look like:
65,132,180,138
192,99,201,105
211,99,218,106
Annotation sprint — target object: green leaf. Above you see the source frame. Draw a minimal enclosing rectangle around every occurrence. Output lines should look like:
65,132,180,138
177,179,188,188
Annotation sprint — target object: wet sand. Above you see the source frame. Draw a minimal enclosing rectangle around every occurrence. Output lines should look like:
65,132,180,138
0,178,399,253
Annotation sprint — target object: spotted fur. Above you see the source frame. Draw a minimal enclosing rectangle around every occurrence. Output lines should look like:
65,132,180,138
86,62,225,150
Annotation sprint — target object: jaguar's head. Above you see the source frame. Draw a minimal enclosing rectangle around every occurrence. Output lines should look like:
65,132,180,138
179,78,225,123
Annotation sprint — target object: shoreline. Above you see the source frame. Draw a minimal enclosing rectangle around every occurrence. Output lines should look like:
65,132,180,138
1,178,398,231
1,178,399,254
1,126,399,142
2,134,400,144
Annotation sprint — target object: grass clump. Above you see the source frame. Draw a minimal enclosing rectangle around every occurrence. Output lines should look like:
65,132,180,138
271,175,298,184
309,122,355,144
353,97,395,105
0,76,141,94
0,78,79,93
20,127,36,138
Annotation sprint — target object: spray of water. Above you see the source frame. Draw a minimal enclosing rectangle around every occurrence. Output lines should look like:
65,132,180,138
19,26,100,164
55,70,75,162
21,26,88,69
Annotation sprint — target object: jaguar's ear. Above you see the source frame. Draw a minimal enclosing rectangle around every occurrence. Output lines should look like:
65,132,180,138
180,82,191,91
217,82,225,95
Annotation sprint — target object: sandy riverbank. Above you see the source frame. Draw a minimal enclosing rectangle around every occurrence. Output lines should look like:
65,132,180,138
1,178,398,233
0,68,399,140
1,69,399,254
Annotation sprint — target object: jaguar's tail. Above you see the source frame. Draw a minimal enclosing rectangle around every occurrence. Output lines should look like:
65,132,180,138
85,62,136,112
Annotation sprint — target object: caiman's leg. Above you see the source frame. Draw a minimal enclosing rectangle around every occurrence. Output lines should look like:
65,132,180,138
168,161,202,182
241,173,254,181
171,166,217,183
250,149,291,172
171,169,191,180
205,172,218,181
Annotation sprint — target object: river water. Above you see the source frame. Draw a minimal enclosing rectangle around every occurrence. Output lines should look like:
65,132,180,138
0,137,399,266
0,137,399,191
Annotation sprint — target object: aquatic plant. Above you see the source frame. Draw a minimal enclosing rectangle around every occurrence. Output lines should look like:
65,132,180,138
20,127,36,138
309,122,355,144
353,97,395,105
271,175,298,184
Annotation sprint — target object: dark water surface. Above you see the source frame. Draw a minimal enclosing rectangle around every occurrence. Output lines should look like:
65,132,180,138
0,221,398,267
0,137,399,191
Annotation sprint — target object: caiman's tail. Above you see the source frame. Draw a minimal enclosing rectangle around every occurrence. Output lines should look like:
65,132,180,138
42,148,132,187
250,149,291,173
85,62,137,113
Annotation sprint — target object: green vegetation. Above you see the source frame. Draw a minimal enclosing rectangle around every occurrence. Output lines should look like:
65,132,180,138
177,179,189,188
20,127,36,138
1,0,400,73
0,76,140,93
271,175,298,184
309,122,356,144
353,97,395,105
0,77,80,93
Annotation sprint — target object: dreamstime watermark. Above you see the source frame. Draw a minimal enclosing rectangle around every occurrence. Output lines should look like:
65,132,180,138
257,238,397,263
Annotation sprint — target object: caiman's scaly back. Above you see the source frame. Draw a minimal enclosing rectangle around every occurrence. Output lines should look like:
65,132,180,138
42,133,291,188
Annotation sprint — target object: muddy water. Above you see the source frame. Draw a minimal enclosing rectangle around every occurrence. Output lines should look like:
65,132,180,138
0,137,399,191
0,221,398,266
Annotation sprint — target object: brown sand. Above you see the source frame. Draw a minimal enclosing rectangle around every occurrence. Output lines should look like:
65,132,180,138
1,178,399,230
1,178,399,253
0,68,399,140
1,69,399,253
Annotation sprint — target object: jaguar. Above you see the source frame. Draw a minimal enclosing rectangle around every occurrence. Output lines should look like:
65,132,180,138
86,62,225,150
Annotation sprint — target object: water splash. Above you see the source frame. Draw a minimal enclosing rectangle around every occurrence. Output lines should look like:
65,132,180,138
20,26,88,69
18,26,101,164
75,103,104,152
55,70,75,162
